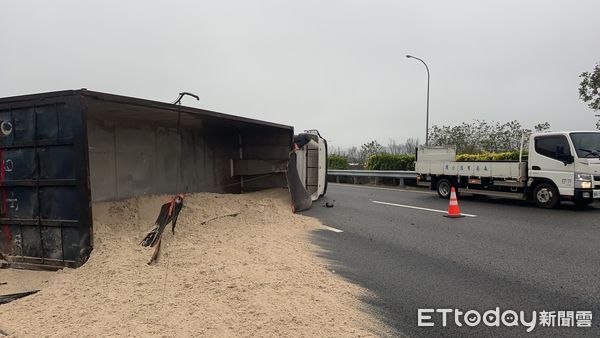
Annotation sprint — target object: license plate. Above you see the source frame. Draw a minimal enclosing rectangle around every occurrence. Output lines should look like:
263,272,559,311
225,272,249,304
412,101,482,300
594,190,600,199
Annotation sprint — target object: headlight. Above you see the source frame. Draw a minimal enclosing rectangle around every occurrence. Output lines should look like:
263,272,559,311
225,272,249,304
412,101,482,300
575,173,592,181
575,173,593,189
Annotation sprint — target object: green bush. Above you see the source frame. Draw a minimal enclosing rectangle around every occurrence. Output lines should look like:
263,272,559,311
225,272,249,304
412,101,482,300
456,150,526,161
365,154,416,170
328,155,349,169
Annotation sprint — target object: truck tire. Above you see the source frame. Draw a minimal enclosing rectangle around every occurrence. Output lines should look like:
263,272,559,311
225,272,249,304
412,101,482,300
533,183,560,209
436,179,452,199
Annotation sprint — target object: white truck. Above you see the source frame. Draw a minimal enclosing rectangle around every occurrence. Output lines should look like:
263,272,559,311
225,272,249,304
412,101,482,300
294,129,328,201
287,130,328,212
415,131,600,208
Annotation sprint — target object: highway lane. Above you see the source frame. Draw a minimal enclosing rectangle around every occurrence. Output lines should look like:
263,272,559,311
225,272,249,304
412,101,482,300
303,183,600,337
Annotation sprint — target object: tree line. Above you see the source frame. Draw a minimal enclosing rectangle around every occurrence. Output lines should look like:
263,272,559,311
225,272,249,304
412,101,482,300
329,119,551,169
330,138,420,165
428,120,551,153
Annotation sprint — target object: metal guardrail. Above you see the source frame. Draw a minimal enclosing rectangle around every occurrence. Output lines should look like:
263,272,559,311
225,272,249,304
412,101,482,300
327,169,417,179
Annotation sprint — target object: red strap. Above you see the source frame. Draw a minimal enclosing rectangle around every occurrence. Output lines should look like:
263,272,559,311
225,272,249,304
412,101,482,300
167,198,175,217
0,148,4,182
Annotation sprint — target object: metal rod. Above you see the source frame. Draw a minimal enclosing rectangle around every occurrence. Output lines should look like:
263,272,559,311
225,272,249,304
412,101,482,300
406,55,430,146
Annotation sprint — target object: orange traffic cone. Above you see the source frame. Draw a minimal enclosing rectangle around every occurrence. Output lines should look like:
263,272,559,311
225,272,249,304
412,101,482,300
444,187,464,218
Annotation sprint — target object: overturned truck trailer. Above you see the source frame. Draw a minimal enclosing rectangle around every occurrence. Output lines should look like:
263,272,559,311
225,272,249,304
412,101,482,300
0,89,318,269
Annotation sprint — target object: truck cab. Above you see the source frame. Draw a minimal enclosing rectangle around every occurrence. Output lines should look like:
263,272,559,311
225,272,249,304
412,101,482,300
528,131,600,207
287,130,328,212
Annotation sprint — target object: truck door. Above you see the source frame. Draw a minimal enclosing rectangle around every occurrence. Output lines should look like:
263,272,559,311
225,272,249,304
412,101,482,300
529,135,575,196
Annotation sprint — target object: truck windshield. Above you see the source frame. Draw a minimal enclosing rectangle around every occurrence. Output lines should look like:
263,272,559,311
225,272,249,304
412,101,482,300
570,132,600,158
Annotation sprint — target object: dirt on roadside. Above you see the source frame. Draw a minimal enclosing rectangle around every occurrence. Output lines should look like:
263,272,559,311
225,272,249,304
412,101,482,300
0,189,384,337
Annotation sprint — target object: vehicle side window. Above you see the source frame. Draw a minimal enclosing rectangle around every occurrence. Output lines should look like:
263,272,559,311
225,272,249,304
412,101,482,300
534,135,571,161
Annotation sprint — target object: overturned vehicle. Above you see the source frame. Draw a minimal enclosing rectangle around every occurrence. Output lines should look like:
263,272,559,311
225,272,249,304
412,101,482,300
288,130,328,212
0,89,326,270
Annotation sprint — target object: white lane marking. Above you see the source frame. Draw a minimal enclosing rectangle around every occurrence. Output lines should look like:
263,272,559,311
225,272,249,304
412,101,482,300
330,183,435,195
323,225,344,233
372,200,477,217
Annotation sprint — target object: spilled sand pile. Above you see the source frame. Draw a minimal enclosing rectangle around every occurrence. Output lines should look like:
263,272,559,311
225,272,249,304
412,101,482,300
0,189,382,337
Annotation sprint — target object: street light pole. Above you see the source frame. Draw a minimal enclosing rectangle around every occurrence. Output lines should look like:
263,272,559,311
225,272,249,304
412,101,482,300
406,54,430,146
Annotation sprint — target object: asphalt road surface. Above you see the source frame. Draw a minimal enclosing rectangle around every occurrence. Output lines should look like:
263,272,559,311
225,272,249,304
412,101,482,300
303,183,600,337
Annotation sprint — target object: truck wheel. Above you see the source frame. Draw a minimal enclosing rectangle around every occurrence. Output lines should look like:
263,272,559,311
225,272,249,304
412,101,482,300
533,183,559,209
436,179,452,199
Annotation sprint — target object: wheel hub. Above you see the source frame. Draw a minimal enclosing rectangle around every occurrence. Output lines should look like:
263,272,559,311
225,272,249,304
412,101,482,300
439,183,450,196
536,188,552,203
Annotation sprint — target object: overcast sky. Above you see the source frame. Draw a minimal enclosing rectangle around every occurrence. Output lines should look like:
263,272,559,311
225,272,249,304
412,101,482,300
1,0,599,148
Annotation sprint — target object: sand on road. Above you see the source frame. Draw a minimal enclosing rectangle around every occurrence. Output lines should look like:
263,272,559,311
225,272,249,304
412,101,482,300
0,189,384,337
